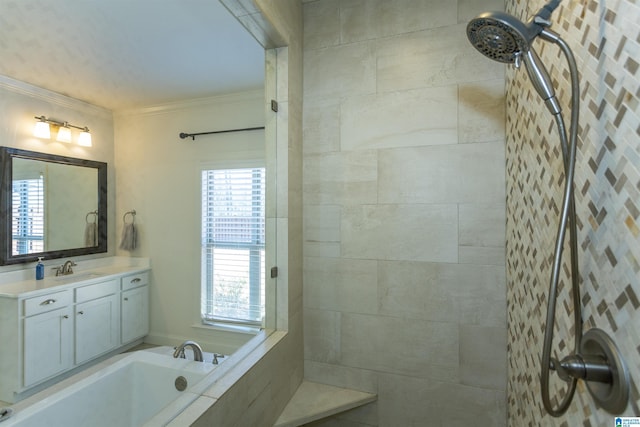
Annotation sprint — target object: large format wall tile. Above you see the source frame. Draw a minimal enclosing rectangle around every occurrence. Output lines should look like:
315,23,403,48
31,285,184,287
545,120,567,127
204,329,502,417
303,41,375,100
378,142,506,204
340,313,459,377
341,204,459,263
340,85,458,151
302,0,508,425
376,24,505,93
377,261,506,327
340,0,456,44
303,150,378,205
304,257,378,314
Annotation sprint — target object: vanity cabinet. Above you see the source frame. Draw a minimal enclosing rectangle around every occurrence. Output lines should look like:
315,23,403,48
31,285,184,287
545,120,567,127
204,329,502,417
23,291,74,387
121,272,149,344
74,280,120,364
0,265,150,403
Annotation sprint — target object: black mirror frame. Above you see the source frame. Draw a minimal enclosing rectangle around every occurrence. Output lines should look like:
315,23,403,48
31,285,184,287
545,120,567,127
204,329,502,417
0,147,107,265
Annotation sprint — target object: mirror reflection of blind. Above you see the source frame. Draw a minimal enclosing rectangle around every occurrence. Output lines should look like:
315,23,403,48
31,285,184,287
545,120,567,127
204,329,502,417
201,167,265,326
12,174,44,255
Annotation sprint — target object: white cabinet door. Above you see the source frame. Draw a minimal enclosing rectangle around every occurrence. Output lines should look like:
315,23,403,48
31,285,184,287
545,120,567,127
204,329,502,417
23,306,73,387
121,285,149,343
75,294,120,364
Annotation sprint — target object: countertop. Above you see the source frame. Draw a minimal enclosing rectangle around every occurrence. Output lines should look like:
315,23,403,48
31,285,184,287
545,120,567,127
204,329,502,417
0,257,150,298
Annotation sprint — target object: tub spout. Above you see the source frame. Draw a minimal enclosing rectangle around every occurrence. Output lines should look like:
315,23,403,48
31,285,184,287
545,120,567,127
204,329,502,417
173,340,204,362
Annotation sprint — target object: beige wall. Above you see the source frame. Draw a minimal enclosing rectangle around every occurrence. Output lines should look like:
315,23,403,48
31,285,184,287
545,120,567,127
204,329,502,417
505,0,640,424
0,76,115,273
302,0,507,425
113,91,265,354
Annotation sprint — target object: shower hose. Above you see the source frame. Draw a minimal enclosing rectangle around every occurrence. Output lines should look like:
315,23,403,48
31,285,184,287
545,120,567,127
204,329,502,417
538,28,582,416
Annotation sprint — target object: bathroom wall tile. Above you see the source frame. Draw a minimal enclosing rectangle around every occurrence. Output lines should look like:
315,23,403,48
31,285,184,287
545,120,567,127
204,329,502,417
459,80,506,144
304,308,341,364
304,41,375,101
303,0,340,50
378,373,506,427
276,100,290,216
341,204,458,263
168,396,217,427
378,261,506,327
304,241,342,258
303,150,377,206
460,325,507,390
304,204,341,245
304,360,378,394
376,24,505,93
340,0,457,43
340,85,458,151
459,203,506,248
304,257,378,314
323,402,379,427
303,97,341,154
341,313,459,378
505,1,640,423
378,141,506,205
457,0,505,23
459,246,506,266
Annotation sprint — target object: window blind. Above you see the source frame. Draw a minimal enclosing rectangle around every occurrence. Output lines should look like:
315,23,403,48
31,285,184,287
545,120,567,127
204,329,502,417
12,176,45,255
201,167,265,325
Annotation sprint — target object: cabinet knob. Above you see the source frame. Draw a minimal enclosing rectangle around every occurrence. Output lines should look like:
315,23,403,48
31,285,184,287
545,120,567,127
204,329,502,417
131,278,141,284
63,315,69,319
78,311,84,315
40,299,56,306
123,297,129,301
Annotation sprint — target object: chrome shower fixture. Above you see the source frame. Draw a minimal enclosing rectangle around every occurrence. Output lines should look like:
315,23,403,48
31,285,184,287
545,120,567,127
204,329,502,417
466,7,560,114
466,1,630,417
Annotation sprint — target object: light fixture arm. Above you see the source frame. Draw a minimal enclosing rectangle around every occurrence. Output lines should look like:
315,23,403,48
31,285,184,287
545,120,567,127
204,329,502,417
34,116,90,133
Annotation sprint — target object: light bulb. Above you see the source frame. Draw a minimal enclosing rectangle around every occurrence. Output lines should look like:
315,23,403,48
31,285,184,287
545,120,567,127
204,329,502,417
78,129,92,147
57,124,72,143
33,119,51,139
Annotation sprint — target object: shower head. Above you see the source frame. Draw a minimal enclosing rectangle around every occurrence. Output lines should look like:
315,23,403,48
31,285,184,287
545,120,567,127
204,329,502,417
466,11,536,64
466,9,562,115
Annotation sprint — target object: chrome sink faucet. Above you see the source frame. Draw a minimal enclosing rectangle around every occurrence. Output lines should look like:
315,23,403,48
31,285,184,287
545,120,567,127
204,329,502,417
173,340,204,362
53,260,77,276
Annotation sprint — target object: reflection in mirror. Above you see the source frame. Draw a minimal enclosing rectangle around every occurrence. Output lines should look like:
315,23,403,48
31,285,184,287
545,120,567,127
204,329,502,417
0,147,107,265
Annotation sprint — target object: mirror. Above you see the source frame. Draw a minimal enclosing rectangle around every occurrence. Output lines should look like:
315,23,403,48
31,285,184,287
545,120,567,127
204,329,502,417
0,147,107,265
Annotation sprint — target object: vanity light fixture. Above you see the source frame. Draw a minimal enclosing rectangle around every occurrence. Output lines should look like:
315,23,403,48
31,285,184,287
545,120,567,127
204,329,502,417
33,116,51,139
77,127,92,147
56,122,72,143
33,116,92,147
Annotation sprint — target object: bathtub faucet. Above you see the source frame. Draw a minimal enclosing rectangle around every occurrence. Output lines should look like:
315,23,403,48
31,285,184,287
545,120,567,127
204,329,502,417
173,340,204,362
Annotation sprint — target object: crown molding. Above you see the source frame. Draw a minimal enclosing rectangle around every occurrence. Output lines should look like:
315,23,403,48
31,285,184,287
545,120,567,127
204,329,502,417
0,74,112,119
114,89,265,117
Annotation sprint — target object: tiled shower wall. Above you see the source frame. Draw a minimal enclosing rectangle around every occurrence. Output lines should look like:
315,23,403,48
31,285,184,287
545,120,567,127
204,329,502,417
302,0,507,425
505,0,640,425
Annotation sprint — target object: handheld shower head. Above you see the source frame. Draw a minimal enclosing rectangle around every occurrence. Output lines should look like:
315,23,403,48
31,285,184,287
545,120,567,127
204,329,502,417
466,11,534,63
466,10,561,115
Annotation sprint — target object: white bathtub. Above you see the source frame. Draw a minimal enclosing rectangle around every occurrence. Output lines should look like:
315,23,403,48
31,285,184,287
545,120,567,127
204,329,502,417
2,348,218,427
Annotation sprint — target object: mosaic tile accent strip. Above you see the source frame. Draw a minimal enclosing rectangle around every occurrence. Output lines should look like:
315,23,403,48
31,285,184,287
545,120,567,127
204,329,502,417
505,0,640,425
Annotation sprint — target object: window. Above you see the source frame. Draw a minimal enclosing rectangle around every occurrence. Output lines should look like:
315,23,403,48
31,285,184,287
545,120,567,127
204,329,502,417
201,167,265,326
12,175,44,255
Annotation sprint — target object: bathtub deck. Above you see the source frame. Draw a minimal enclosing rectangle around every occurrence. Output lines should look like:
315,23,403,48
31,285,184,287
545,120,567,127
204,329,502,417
273,381,376,427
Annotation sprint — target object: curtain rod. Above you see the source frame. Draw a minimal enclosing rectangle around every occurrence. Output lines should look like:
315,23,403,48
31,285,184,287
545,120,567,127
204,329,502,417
179,126,265,141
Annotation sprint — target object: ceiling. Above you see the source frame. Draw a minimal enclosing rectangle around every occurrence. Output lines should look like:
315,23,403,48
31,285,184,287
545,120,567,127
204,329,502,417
0,0,265,111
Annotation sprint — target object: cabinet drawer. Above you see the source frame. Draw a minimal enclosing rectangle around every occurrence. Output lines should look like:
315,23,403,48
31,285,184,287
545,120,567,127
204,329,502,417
121,272,149,291
75,280,119,303
23,291,72,317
